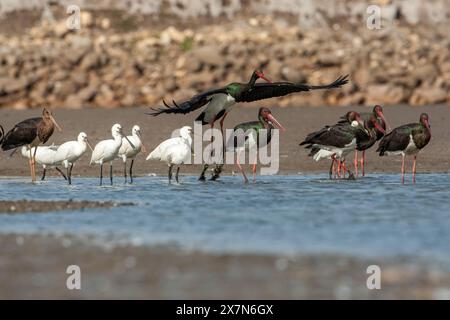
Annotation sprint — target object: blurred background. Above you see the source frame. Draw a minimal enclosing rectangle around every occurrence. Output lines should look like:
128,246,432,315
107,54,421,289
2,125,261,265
0,0,449,110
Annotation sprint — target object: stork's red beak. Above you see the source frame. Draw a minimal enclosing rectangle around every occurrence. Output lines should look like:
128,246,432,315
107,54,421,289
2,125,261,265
256,71,272,83
377,111,390,131
373,121,386,134
267,114,286,132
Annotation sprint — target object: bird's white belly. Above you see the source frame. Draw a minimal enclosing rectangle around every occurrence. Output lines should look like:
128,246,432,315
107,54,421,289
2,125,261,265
313,138,356,161
404,135,419,155
204,94,236,124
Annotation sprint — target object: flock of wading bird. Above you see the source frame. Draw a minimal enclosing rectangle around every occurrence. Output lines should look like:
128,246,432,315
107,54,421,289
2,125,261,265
0,70,431,185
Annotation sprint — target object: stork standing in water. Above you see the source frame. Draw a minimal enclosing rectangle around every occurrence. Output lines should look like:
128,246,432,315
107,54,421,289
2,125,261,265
20,145,67,181
339,105,389,176
117,125,145,184
148,70,348,180
54,132,94,185
90,124,135,186
1,108,62,182
227,107,285,183
300,112,365,179
146,126,193,183
377,113,431,184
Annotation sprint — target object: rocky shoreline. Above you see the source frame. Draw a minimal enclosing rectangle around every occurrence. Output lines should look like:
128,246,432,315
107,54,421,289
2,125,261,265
0,2,449,110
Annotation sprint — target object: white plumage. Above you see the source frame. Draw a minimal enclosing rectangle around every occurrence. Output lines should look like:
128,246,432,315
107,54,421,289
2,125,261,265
54,132,92,184
117,125,144,183
91,123,132,185
21,145,66,180
21,145,58,167
146,126,193,183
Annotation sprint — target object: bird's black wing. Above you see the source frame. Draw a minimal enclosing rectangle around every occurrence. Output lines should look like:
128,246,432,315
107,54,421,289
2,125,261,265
1,117,41,150
146,88,228,116
377,124,415,156
236,75,349,103
301,123,355,149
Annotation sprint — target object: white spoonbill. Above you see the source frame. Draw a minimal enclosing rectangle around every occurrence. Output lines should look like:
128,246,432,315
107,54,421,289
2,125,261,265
90,124,135,186
54,132,94,184
117,125,146,184
20,145,67,181
146,126,193,183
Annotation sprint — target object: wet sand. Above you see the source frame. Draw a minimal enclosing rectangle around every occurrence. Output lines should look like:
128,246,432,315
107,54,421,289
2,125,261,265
1,234,449,299
0,200,132,214
0,105,447,178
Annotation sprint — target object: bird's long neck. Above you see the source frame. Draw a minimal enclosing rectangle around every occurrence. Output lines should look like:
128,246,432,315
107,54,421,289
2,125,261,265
113,134,122,146
181,134,192,146
227,72,258,98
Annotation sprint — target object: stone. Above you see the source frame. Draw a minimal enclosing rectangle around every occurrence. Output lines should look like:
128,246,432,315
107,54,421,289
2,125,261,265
366,84,406,105
409,86,447,105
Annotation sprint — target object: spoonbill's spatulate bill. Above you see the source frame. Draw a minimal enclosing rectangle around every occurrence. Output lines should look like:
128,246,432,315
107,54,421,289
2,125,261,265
90,124,134,186
377,113,431,184
146,126,193,183
300,111,366,180
54,132,94,185
20,145,67,181
339,105,389,177
117,125,145,184
1,108,62,182
227,107,285,183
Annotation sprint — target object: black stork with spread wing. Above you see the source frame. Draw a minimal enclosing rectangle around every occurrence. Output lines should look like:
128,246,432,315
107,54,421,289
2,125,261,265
1,108,62,182
377,113,431,184
149,71,349,180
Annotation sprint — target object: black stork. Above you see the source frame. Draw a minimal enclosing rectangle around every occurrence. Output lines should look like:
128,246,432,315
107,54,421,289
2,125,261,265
340,105,389,176
227,107,285,183
1,108,62,182
148,71,349,180
377,113,431,184
300,111,365,180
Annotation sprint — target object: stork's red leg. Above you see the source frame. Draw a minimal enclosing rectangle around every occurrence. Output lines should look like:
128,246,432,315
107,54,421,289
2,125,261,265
252,163,257,182
401,154,405,184
412,155,417,184
28,146,33,182
337,160,342,178
236,151,249,183
354,151,358,177
361,151,365,177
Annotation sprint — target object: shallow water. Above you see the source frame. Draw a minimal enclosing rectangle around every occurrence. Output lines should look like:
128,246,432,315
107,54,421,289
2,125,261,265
1,174,450,264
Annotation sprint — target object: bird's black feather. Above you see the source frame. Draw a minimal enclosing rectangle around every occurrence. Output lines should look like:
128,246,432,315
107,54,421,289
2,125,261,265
146,88,228,116
1,117,41,150
236,75,349,103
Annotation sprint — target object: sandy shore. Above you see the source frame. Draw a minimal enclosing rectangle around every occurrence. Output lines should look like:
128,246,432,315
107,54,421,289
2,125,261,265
0,234,448,299
0,105,447,178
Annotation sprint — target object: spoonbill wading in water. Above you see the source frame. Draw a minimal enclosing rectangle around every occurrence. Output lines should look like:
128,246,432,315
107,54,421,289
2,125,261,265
149,70,349,180
377,113,431,184
20,145,67,181
300,111,365,180
1,108,62,182
117,125,146,184
54,132,94,184
90,124,135,186
227,107,285,183
146,126,193,183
